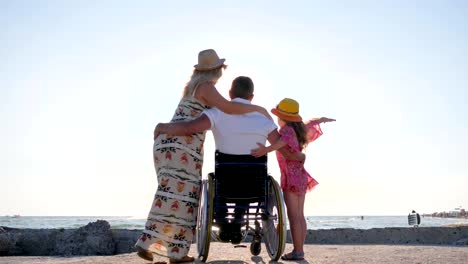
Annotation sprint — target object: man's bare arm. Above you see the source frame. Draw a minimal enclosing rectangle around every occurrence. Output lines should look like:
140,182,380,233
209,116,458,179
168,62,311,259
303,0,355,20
154,114,211,139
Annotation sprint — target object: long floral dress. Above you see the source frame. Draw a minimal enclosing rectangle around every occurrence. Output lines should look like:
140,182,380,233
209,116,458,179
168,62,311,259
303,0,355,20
135,96,207,259
276,120,323,195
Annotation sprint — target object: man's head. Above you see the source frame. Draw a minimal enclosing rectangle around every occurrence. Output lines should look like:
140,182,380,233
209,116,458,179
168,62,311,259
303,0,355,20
229,76,254,101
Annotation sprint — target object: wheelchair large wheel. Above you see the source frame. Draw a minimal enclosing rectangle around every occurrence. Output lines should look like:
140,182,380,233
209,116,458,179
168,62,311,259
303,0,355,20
262,176,286,261
196,174,214,262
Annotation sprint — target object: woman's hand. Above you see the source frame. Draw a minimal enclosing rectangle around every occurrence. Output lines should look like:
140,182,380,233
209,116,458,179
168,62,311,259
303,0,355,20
255,105,272,119
154,123,165,140
251,143,269,157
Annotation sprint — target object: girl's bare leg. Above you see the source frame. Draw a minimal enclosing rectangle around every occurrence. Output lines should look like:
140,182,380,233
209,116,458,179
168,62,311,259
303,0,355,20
284,191,306,254
297,193,307,244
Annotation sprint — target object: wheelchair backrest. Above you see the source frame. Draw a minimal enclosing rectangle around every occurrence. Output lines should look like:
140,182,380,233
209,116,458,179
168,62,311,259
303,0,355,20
214,151,268,199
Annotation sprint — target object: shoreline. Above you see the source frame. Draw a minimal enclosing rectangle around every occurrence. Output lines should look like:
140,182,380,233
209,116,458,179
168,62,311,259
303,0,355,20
4,215,468,231
1,220,467,257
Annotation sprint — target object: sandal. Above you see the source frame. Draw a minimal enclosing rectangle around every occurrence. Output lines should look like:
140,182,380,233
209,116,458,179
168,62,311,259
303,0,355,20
135,245,153,261
169,255,195,263
281,251,304,261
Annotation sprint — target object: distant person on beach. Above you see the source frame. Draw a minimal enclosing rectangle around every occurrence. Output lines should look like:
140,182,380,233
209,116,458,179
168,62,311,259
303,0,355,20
251,98,335,261
153,76,305,244
135,49,270,264
408,210,421,227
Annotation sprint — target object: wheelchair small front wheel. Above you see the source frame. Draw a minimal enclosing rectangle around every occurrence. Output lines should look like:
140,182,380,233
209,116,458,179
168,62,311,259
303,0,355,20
250,240,261,256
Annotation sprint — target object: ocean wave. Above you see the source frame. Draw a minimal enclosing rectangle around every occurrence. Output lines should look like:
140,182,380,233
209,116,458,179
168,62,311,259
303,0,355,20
3,215,468,230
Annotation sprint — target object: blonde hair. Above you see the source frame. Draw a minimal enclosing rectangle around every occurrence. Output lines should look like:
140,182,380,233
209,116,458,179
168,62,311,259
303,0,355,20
182,65,227,98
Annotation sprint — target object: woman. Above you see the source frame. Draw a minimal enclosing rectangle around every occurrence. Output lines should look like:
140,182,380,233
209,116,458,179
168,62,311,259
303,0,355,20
135,49,269,263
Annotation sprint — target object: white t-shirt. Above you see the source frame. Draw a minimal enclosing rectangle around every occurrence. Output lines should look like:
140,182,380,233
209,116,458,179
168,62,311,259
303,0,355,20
202,98,277,155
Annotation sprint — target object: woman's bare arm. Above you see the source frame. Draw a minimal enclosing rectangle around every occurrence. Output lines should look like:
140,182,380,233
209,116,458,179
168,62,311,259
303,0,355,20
153,115,211,139
196,82,271,118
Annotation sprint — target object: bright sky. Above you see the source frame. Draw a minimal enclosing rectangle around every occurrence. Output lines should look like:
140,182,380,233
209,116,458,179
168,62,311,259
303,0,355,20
2,0,467,217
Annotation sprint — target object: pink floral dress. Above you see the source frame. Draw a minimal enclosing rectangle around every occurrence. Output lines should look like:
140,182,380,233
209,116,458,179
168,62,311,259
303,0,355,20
276,120,323,195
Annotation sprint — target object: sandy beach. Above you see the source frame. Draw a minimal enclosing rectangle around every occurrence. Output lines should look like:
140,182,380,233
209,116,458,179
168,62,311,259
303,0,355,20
2,222,467,263
1,242,467,264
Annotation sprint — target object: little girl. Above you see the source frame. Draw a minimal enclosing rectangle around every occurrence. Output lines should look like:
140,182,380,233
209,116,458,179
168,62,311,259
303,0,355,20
251,98,335,261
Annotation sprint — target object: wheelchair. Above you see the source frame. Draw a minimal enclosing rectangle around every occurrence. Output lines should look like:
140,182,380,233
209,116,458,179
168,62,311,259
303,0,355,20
196,151,286,262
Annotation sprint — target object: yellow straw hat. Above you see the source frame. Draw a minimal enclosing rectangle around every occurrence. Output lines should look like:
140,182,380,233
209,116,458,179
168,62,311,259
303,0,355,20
194,49,226,71
271,98,303,122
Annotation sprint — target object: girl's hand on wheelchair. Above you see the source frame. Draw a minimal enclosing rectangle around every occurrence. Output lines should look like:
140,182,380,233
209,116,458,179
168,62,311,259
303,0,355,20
251,143,268,157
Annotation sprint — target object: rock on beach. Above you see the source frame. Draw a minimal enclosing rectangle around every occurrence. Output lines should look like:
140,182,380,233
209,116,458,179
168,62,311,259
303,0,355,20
0,220,467,257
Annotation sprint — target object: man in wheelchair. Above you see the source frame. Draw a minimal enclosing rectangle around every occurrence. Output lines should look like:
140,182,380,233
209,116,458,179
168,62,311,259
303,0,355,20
154,76,304,243
211,151,269,243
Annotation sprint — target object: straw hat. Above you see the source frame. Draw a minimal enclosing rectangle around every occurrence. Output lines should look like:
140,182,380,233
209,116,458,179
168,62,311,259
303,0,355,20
194,49,226,71
271,98,303,122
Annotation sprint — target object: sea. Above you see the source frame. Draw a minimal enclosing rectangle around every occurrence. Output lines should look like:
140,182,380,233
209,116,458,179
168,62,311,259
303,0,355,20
2,215,468,230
